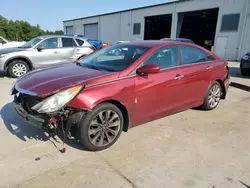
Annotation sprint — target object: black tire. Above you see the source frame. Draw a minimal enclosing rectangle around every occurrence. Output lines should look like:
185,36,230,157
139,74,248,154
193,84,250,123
77,103,124,151
241,68,249,76
8,60,30,78
201,81,222,111
77,55,85,61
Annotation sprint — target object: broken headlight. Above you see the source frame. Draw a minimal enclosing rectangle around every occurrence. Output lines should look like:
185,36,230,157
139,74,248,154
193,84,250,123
32,85,83,113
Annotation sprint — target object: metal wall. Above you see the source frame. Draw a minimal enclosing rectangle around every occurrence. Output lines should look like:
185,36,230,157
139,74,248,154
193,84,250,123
63,0,248,60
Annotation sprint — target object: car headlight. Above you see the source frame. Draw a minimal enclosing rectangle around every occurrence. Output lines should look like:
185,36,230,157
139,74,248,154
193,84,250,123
242,55,249,60
32,85,83,113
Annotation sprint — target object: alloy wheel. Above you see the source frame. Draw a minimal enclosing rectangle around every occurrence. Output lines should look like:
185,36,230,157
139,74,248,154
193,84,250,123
208,84,221,108
88,110,121,147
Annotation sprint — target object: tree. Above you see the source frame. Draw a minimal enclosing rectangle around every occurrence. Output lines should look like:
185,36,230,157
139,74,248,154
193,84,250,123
0,15,64,41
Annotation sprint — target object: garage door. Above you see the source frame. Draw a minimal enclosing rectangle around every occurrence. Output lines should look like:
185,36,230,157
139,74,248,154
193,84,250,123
84,23,98,40
66,26,74,34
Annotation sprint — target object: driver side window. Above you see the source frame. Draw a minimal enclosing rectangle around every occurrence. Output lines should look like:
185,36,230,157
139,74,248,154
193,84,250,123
143,46,179,69
38,38,58,49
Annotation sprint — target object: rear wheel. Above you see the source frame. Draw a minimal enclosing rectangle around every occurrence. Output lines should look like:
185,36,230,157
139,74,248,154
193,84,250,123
77,103,124,151
201,81,221,110
8,60,30,78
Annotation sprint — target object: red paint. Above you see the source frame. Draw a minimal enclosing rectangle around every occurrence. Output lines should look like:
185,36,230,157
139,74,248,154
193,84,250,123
16,41,230,128
101,42,111,48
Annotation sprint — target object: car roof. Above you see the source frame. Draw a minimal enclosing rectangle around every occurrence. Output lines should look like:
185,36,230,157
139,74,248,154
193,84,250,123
37,35,86,41
120,40,183,47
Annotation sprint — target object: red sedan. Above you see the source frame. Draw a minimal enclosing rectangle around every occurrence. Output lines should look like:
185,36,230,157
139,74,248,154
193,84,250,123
12,41,230,151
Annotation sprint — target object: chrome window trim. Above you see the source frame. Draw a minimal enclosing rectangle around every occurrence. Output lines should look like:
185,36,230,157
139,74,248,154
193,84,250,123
129,59,217,76
15,84,38,96
85,75,136,88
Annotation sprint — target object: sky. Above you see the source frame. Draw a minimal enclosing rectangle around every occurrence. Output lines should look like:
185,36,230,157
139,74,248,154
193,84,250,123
1,0,175,31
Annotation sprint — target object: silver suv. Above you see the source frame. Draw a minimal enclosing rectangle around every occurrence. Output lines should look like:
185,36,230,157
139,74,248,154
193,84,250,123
0,35,95,78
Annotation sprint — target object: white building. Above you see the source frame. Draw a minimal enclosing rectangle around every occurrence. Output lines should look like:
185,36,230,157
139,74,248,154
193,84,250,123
63,0,250,61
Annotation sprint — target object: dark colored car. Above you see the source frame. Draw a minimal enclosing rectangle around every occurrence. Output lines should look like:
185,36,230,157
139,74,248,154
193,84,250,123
240,52,250,76
12,41,230,151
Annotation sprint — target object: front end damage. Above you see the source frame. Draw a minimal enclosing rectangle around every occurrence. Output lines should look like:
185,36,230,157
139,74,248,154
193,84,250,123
12,86,88,151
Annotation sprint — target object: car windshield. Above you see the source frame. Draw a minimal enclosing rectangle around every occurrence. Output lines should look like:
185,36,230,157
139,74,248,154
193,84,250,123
19,37,44,48
78,45,150,72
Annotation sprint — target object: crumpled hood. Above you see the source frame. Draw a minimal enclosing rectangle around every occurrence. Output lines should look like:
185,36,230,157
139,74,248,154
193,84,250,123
15,63,113,98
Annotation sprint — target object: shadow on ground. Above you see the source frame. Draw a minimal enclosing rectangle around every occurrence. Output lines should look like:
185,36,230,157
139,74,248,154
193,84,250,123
0,102,48,141
228,67,250,92
0,102,88,151
229,67,250,79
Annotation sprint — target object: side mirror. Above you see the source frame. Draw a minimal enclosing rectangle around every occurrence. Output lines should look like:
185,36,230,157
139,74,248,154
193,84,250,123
37,46,43,52
136,64,160,75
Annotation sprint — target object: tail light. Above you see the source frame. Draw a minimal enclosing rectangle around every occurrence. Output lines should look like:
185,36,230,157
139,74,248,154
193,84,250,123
101,42,110,48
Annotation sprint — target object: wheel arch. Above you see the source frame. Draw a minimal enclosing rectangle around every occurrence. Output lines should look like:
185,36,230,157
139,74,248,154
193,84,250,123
216,79,226,99
97,99,130,132
4,56,33,71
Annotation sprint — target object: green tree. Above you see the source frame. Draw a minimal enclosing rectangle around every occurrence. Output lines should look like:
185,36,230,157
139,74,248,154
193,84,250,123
0,15,64,41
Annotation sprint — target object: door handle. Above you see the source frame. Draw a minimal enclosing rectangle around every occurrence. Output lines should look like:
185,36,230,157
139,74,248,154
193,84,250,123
207,66,213,70
54,51,59,54
174,74,184,80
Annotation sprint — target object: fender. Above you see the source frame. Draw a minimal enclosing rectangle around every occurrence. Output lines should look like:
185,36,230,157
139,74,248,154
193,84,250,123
4,56,34,70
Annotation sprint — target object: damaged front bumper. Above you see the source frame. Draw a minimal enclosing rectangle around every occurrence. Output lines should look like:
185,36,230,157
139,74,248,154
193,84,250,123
14,103,45,128
13,93,86,138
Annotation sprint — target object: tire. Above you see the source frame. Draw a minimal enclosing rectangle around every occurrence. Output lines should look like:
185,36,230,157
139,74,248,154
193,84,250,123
241,68,249,76
77,55,85,61
77,103,124,151
201,81,222,111
8,60,30,78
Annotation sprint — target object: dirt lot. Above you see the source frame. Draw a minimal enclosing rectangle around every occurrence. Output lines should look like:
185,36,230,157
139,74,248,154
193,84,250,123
0,62,250,188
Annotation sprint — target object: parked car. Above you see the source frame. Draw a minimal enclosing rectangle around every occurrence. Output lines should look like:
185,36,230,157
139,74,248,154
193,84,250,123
161,38,195,43
12,40,230,151
64,34,106,50
0,36,26,49
0,35,95,78
240,52,250,76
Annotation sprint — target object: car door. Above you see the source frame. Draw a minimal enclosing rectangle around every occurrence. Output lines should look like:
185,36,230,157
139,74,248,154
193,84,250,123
177,45,217,107
58,37,79,62
32,37,61,68
135,45,188,124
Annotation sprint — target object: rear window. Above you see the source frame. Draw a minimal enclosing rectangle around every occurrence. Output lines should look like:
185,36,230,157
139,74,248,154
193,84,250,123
76,39,84,46
180,45,215,65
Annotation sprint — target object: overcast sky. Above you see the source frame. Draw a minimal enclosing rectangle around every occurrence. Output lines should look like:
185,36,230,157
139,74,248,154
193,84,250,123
1,0,176,31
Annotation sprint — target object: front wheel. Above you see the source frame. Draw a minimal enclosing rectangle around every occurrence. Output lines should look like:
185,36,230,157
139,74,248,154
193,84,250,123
8,60,30,78
77,103,124,151
201,81,222,110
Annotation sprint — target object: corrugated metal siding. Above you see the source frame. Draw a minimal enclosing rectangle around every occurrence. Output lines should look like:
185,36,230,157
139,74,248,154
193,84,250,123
63,0,247,60
214,0,246,60
238,0,250,59
99,13,120,44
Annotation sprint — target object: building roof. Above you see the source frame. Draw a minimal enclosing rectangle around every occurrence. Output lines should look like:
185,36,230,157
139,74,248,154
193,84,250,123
63,0,189,22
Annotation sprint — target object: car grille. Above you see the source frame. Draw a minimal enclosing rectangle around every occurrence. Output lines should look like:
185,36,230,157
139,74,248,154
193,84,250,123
15,93,44,115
